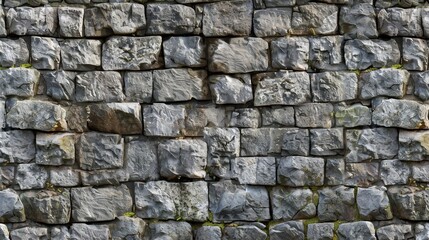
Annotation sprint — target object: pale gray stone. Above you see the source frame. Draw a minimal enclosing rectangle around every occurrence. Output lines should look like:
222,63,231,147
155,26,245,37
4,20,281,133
0,68,39,99
310,128,344,156
413,71,429,101
253,8,291,37
264,0,295,7
0,189,25,222
16,163,48,190
183,104,227,137
360,68,410,99
412,161,429,182
195,226,221,240
387,186,429,220
0,9,6,37
20,189,71,224
209,74,253,104
50,226,70,240
346,128,398,162
231,157,276,185
357,186,392,220
102,36,162,70
325,158,345,186
75,71,124,103
345,162,379,187
0,130,35,164
209,180,270,222
344,39,400,70
291,3,337,35
31,37,60,70
338,222,376,240
223,225,267,240
145,221,192,240
208,38,268,73
309,36,345,70
71,185,132,222
58,7,84,37
146,4,195,35
295,103,333,128
50,167,80,187
261,107,294,127
381,160,410,185
4,0,47,7
124,71,152,103
6,7,57,36
416,223,429,240
81,169,129,186
61,39,101,71
271,187,316,220
0,39,29,68
180,181,209,222
424,9,429,38
403,37,429,71
0,101,4,130
335,104,371,127
271,37,309,70
311,72,358,102
70,224,110,240
229,108,260,128
282,129,309,156
0,224,9,240
307,223,334,240
339,4,378,39
376,0,423,7
399,130,429,160
36,133,75,166
125,137,159,181
0,166,14,190
84,3,145,36
378,8,423,37
158,139,207,179
241,128,287,156
278,156,324,186
254,71,310,106
203,0,252,36
43,71,76,101
164,36,206,68
373,99,429,129
6,101,67,131
10,227,48,240
377,224,413,240
269,221,304,240
318,186,356,221
65,105,88,133
88,103,142,134
143,103,186,137
110,216,147,240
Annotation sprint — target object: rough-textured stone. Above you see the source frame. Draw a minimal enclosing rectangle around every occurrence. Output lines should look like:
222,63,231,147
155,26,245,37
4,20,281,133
357,186,392,220
261,107,294,127
309,36,345,70
424,9,429,38
338,222,376,240
412,161,429,182
223,225,267,240
36,133,75,166
377,224,413,240
0,166,14,190
145,221,192,240
278,156,324,186
346,128,398,162
335,104,372,127
143,104,186,137
209,74,253,104
380,160,410,185
125,137,159,181
240,128,286,156
325,158,345,186
50,167,80,187
110,216,146,240
229,108,260,128
81,169,128,186
158,139,207,179
291,3,338,35
231,157,276,185
373,99,429,129
43,71,76,101
269,221,305,240
183,104,227,137
398,130,429,161
413,71,429,101
146,4,195,35
0,9,6,37
344,39,400,70
209,180,270,222
271,37,309,70
376,0,423,8
202,0,252,36
10,227,48,240
58,7,84,37
345,162,379,187
0,101,4,130
311,72,358,102
0,224,9,240
310,128,344,156
388,186,429,220
75,71,124,103
61,39,101,71
195,226,221,240
416,223,429,240
102,36,162,70
163,36,206,68
124,71,152,103
0,130,35,163
31,37,60,70
6,7,57,36
271,187,316,220
0,39,29,68
0,189,25,222
20,189,71,224
71,185,132,222
78,132,123,170
295,103,333,128
16,163,48,190
70,224,110,240
254,71,310,106
65,105,88,133
339,4,378,39
253,8,291,37
378,8,423,37
50,226,70,240
307,223,334,240
360,68,409,99
88,103,142,134
318,186,356,221
0,68,39,99
403,38,429,71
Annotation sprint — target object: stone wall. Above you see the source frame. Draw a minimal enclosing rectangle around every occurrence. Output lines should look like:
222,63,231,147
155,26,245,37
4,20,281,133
0,0,429,239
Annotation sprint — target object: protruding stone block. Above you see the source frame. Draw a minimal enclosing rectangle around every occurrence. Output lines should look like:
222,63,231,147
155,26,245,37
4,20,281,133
335,104,372,127
0,39,29,68
380,159,410,185
403,37,429,71
16,163,48,190
338,222,376,240
7,7,57,36
310,128,344,156
399,130,429,160
0,189,25,222
61,39,101,71
269,221,305,240
0,68,39,99
271,187,316,220
311,72,358,102
339,4,378,39
75,71,125,102
388,186,429,220
378,8,423,37
291,3,338,35
271,37,309,70
143,103,186,137
36,133,75,166
58,7,84,37
377,224,413,240
357,186,392,220
31,36,60,70
44,71,75,101
295,103,333,128
278,156,324,186
88,103,142,134
231,157,276,185
163,36,206,68
209,74,253,104
0,130,35,164
253,8,291,37
318,186,356,221
307,223,334,240
146,4,195,35
360,68,409,99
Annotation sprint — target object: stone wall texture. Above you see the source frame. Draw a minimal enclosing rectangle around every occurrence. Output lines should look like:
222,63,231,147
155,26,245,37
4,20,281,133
1,0,429,239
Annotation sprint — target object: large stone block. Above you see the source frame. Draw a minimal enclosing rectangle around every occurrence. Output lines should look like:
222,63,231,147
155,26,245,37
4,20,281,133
309,36,345,70
61,39,101,71
380,160,410,185
377,224,413,240
335,104,372,127
318,186,356,221
399,130,429,160
357,186,392,220
210,74,253,104
88,103,142,134
223,225,267,240
80,169,129,186
271,187,316,220
36,133,75,166
278,156,324,186
241,128,287,156
282,128,309,156
378,8,423,37
0,189,25,222
311,71,358,102
338,222,376,240
413,71,429,101
0,8,6,37
0,130,35,164
339,4,378,39
0,166,14,190
50,167,80,187
269,221,305,240
125,137,159,181
412,162,429,182
295,103,333,128
70,224,110,240
124,71,152,103
253,8,291,37
307,223,335,240
6,7,57,36
10,227,48,240
0,39,29,68
183,104,227,137
360,68,409,99
163,36,206,68
144,221,192,240
229,108,260,128
31,36,60,70
43,71,76,101
271,37,309,70
15,163,48,190
291,3,337,35
143,103,186,137
110,216,147,240
261,107,294,127
0,68,39,99
146,4,196,35
195,226,221,240
310,128,344,156
403,37,429,71
231,157,276,185
58,7,84,37
75,71,124,103
388,186,429,220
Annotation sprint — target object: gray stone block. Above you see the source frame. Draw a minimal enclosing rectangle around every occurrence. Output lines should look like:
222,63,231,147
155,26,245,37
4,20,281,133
357,186,392,220
271,187,316,220
61,39,101,71
311,72,358,102
309,36,345,70
50,167,80,187
145,221,192,240
36,133,75,166
70,224,110,240
31,37,60,70
318,186,356,221
0,68,39,99
183,104,227,137
416,223,429,240
143,103,186,137
424,9,429,38
163,36,206,68
325,158,345,186
360,68,409,99
229,108,260,128
412,161,429,182
403,37,429,71
223,225,267,240
291,3,337,35
413,71,429,100
399,130,429,160
335,104,372,127
344,162,379,187
0,130,35,164
253,8,291,37
88,103,142,134
271,37,309,70
65,105,88,133
58,7,84,37
0,8,6,37
43,71,76,101
380,160,410,185
75,71,125,102
261,107,294,127
278,156,324,186
125,137,159,181
0,39,29,68
338,222,376,240
16,163,48,190
209,74,253,104
231,157,276,185
110,216,147,240
310,128,344,156
81,169,129,186
307,223,334,240
282,128,310,156
0,189,25,222
195,226,221,240
146,4,196,35
0,166,14,190
124,71,152,103
269,221,305,240
339,4,378,39
295,103,333,128
389,186,429,220
6,7,57,36
378,8,423,37
0,224,9,240
10,227,48,240
377,224,413,240
241,128,286,156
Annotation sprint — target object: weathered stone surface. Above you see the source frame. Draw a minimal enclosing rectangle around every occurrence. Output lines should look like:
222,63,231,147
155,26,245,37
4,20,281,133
209,180,270,222
378,8,423,37
310,128,344,156
4,0,47,7
311,72,358,102
145,221,192,240
164,36,206,68
81,169,128,186
0,189,25,222
50,167,80,187
43,71,76,101
202,0,252,36
291,3,337,35
146,4,195,35
0,130,35,163
416,223,429,240
78,132,123,170
261,107,294,127
183,104,227,137
295,103,333,128
318,186,356,221
325,158,345,186
377,224,413,240
65,105,88,133
124,71,152,103
388,186,429,220
357,186,392,220
102,36,162,70
241,128,286,156
0,39,29,68
376,0,424,8
338,222,376,240
70,224,110,240
158,139,207,179
278,156,324,186
403,38,429,71
0,68,39,99
110,216,146,240
229,108,260,128
253,8,291,37
412,161,429,182
6,7,57,36
309,36,345,70
36,133,75,166
344,39,400,70
335,104,372,127
0,166,14,190
413,71,429,101
269,221,305,240
84,3,145,36
75,71,124,103
50,226,70,240
424,9,429,38
254,71,310,106
0,224,9,240
339,4,378,39
58,7,84,37
282,128,309,156
271,37,309,70
143,103,186,137
6,101,67,131
307,223,334,240
195,226,221,240
271,187,316,220
346,128,398,162
16,163,48,190
71,185,132,222
223,225,267,240
20,189,71,224
180,182,209,222
10,227,48,240
398,130,429,160
209,74,252,104
61,39,102,71
88,103,142,134
0,101,4,130
125,137,159,181
31,37,60,70
345,162,379,187
231,157,276,185
0,9,6,37
360,68,409,99
373,99,429,129
380,160,410,185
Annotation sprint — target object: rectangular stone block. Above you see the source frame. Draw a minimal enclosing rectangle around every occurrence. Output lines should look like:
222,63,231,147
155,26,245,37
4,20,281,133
146,4,196,35
6,7,58,36
277,156,325,187
231,157,276,185
61,39,101,71
143,103,186,137
0,68,39,99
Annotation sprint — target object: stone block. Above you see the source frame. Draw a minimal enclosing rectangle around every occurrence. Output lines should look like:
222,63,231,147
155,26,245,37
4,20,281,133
146,4,196,35
378,8,423,37
271,37,309,70
253,8,291,37
0,68,39,99
50,167,80,187
278,156,324,186
6,7,57,36
124,71,152,103
0,130,35,164
231,157,276,185
282,128,310,156
335,104,372,127
307,223,334,240
163,36,206,68
43,71,76,101
318,186,356,221
31,36,60,70
337,222,376,240
403,37,429,71
223,225,267,240
309,36,345,70
310,128,344,156
261,107,294,127
311,71,358,102
16,163,48,190
291,3,338,35
58,7,84,37
70,223,110,240
388,186,429,220
360,68,409,99
88,103,142,134
295,103,333,128
143,103,186,137
377,224,413,240
209,74,253,104
344,162,379,187
271,187,316,220
380,159,410,185
229,108,260,128
75,71,125,102
125,137,159,181
269,221,305,240
0,189,25,222
357,186,392,220
0,38,29,68
325,158,345,186
339,4,378,39
61,39,101,71
36,133,75,166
